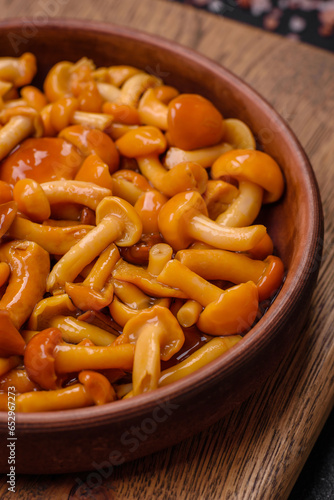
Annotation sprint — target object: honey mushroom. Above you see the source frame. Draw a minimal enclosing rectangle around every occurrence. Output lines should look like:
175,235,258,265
64,243,120,311
0,240,50,329
109,244,174,325
26,291,117,346
111,169,151,205
112,242,187,299
176,248,284,302
116,73,162,107
58,125,120,174
47,96,114,132
48,316,117,346
202,180,239,220
0,53,37,88
74,154,114,191
164,142,232,170
0,105,43,162
15,370,116,413
0,366,38,393
137,154,208,197
158,191,266,252
122,335,242,397
47,196,142,293
115,305,184,396
8,217,94,255
157,259,259,335
158,336,241,387
23,328,134,392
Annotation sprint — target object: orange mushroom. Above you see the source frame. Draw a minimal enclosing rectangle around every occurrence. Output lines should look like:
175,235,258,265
176,248,284,301
8,218,94,255
65,243,120,311
158,191,266,252
59,125,119,173
115,126,167,158
167,93,225,150
211,149,284,203
13,178,51,222
74,154,114,191
47,196,142,293
24,327,63,390
159,336,241,387
0,367,39,393
112,258,187,299
0,105,43,162
137,155,208,197
15,370,116,412
119,305,185,395
164,142,232,170
158,259,259,335
223,118,256,150
0,240,49,329
0,53,37,87
0,136,84,185
134,189,168,233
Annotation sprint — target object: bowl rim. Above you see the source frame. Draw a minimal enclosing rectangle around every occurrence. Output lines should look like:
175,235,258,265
0,18,323,430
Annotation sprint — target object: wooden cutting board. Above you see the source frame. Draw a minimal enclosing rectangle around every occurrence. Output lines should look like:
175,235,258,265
0,1,333,498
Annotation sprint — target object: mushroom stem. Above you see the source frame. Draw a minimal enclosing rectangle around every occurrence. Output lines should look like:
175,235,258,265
15,384,95,412
49,315,117,346
187,213,266,252
158,336,241,387
147,243,173,277
177,300,203,328
54,343,134,372
158,259,259,335
215,181,263,227
40,180,112,210
157,259,222,307
47,196,142,293
8,217,94,255
0,115,35,161
71,110,113,130
158,191,266,252
137,155,208,197
47,216,123,293
112,259,187,298
176,249,284,301
120,305,184,395
164,142,232,169
0,240,49,329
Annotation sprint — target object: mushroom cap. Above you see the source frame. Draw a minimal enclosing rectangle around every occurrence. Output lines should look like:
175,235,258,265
96,196,143,247
78,370,116,405
197,281,259,336
158,191,208,250
211,149,284,203
24,327,63,390
122,305,185,361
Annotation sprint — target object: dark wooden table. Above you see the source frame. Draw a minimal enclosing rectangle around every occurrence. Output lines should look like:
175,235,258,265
0,0,333,498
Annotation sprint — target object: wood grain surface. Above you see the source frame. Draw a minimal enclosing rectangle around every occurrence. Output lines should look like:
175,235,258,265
0,0,333,498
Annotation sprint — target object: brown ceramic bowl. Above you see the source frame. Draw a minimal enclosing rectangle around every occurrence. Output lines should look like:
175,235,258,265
0,19,323,474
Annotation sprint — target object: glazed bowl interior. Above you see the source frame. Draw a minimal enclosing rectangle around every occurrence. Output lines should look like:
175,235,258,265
0,19,323,473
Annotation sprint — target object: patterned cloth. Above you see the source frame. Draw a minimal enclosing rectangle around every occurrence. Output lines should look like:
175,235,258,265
169,0,334,51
